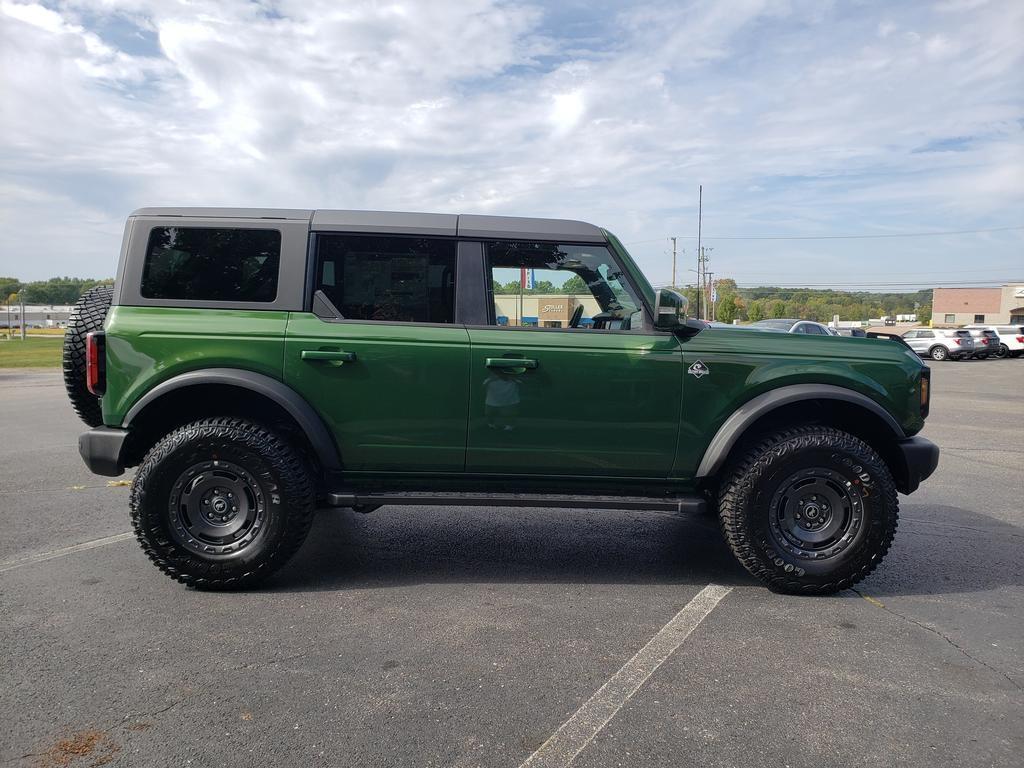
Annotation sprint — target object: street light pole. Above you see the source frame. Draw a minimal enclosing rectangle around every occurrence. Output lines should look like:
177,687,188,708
670,237,677,288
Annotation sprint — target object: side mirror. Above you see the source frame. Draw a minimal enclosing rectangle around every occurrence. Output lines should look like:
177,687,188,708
653,288,688,329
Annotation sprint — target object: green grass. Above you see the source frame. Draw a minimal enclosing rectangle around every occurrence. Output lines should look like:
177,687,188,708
0,337,64,368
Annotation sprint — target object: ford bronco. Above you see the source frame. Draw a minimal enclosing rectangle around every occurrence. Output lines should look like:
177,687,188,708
65,208,939,593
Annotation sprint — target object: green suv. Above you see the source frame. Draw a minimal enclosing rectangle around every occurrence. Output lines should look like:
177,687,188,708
66,208,938,594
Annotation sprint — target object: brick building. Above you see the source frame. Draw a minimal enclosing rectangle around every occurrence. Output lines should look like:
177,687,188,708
931,284,1024,327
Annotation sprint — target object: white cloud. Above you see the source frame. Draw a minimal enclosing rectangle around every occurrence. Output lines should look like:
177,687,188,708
0,0,1021,285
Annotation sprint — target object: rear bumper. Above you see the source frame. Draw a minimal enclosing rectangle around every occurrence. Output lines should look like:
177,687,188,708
893,436,939,495
79,427,129,477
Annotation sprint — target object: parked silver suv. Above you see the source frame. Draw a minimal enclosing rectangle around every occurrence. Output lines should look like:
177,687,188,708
964,324,1024,358
902,328,974,361
965,328,1000,360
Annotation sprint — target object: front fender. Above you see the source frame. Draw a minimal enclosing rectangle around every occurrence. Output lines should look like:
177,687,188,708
694,383,905,479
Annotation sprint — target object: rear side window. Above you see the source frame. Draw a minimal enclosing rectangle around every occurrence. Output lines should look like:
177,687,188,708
141,227,281,302
315,234,456,323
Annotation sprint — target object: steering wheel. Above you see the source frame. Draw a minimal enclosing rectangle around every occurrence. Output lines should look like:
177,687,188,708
569,304,584,328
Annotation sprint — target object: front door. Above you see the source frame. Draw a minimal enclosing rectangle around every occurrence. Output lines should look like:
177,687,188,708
285,233,469,472
466,240,682,477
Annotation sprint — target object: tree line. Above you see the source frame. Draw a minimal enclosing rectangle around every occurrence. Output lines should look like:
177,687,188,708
1,277,114,305
492,275,931,324
689,281,932,324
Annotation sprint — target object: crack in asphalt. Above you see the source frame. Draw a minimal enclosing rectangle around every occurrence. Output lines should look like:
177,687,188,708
850,588,1023,692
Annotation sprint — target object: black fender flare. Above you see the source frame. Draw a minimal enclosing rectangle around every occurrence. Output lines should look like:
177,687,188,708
695,384,905,479
122,368,341,470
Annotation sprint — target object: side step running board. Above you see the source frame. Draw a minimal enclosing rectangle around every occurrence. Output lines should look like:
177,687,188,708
325,491,706,514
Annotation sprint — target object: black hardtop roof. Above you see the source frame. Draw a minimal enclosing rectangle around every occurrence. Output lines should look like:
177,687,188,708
130,207,606,243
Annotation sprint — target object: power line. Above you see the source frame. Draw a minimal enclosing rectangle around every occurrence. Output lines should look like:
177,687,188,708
729,265,1021,276
733,280,1017,288
626,225,1024,245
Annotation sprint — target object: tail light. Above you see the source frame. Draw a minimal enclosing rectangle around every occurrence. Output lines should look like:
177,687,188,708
86,332,106,396
1017,336,1023,344
953,338,961,345
920,367,930,419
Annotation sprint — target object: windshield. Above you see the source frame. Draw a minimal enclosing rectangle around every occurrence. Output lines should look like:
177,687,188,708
750,319,796,331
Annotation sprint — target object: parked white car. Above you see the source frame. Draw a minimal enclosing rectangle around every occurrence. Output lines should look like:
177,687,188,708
964,324,1024,359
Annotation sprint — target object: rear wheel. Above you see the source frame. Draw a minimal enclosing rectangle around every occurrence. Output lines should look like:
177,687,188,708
928,345,947,361
131,418,315,589
62,285,113,426
718,426,898,595
994,344,1009,359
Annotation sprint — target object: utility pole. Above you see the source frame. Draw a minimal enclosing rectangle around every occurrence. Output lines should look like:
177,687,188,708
670,237,677,288
707,272,716,322
696,185,703,319
20,295,26,341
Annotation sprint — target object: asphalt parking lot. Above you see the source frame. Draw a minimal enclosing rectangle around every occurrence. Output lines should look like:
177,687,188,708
1,360,1022,768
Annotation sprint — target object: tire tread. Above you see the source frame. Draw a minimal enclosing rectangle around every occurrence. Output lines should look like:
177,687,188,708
130,417,315,589
718,425,899,595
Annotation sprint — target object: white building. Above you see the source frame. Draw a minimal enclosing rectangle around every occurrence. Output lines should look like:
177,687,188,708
0,304,74,328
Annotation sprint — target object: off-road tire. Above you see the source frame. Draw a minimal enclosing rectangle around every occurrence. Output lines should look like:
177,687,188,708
718,426,898,595
928,345,947,361
62,285,113,426
131,418,315,589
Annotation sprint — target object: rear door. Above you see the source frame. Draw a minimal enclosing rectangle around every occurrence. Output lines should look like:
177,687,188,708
284,233,469,472
465,239,682,477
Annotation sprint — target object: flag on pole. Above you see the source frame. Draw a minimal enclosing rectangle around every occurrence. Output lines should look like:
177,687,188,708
521,267,535,290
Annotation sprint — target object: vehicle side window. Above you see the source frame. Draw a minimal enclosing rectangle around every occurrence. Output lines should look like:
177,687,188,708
315,234,456,323
804,324,827,335
903,330,918,339
920,330,934,338
484,241,643,331
141,227,281,302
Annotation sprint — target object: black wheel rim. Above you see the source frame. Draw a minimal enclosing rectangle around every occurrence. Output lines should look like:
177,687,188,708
168,459,267,557
768,467,865,561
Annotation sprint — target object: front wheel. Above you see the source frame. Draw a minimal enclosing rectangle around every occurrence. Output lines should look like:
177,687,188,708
929,346,947,361
718,426,898,595
131,418,315,589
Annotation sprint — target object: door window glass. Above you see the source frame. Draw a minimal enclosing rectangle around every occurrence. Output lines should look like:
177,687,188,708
141,227,281,302
316,235,456,323
485,241,643,330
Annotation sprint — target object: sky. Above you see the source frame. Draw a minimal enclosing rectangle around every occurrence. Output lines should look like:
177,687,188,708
1,0,1022,289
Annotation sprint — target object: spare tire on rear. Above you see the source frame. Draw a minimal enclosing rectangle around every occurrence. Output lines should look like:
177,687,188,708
63,285,113,427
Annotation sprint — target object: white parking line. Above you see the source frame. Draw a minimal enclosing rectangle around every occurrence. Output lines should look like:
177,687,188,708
0,532,134,573
519,583,732,768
